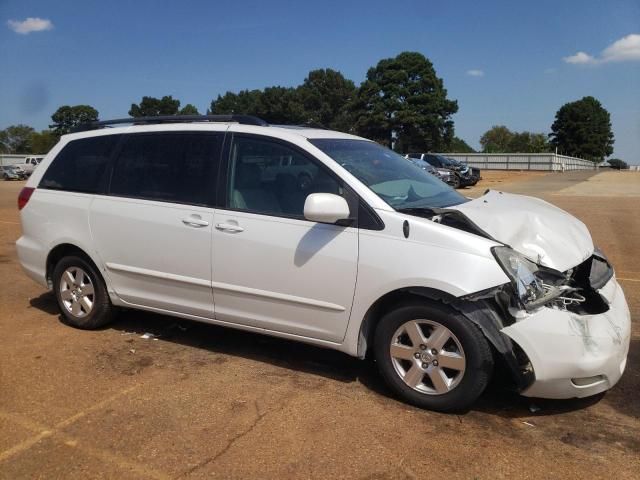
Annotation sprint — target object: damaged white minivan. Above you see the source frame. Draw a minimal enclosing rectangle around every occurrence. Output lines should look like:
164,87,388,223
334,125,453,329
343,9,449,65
16,116,631,412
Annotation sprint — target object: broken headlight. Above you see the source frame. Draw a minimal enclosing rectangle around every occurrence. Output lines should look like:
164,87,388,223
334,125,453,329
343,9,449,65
492,246,545,306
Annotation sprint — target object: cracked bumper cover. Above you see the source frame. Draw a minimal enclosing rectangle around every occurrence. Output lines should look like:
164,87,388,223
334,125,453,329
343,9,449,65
501,277,631,399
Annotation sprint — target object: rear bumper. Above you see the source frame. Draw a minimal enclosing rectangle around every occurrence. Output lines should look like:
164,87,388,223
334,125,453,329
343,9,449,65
16,235,48,288
501,277,630,399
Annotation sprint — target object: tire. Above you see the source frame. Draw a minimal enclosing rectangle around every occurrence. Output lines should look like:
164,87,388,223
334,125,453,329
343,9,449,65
52,255,114,329
373,301,493,412
450,174,461,189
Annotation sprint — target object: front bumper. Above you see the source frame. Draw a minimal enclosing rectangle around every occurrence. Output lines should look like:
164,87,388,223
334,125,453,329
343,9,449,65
501,277,631,399
458,170,479,186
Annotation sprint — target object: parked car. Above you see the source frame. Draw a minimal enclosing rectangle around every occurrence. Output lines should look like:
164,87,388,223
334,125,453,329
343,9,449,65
19,156,44,176
16,115,630,412
407,157,456,186
408,153,480,188
1,165,27,180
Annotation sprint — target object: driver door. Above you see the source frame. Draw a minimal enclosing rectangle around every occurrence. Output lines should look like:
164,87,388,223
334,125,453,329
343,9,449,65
211,134,359,342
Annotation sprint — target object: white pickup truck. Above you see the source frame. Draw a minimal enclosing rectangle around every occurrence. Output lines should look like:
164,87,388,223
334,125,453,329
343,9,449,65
17,156,45,176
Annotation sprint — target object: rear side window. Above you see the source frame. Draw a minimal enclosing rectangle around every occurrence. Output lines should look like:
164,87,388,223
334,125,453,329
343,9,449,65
40,135,121,193
110,133,221,206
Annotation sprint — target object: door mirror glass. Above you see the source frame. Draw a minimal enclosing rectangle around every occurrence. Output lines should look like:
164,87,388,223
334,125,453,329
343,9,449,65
303,193,350,224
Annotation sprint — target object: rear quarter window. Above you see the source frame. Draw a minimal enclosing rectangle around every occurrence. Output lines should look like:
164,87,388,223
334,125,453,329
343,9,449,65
39,135,121,193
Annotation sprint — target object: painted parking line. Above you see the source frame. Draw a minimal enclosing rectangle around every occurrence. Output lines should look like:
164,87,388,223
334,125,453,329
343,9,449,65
0,220,20,225
0,384,139,463
0,384,171,480
618,277,640,283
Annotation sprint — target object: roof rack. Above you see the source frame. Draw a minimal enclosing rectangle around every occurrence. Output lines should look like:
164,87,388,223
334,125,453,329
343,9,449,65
69,114,268,133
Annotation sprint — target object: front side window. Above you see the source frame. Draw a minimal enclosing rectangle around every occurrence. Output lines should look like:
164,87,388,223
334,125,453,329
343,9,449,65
227,136,344,217
310,139,465,209
110,133,221,205
40,135,121,193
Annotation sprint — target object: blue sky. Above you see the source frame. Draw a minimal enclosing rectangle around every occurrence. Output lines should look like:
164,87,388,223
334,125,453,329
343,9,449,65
1,0,639,162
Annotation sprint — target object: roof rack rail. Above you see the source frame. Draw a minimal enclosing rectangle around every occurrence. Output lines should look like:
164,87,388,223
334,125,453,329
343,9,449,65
70,114,268,132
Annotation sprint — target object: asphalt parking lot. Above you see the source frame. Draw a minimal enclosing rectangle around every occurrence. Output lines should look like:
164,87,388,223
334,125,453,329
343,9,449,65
1,170,638,479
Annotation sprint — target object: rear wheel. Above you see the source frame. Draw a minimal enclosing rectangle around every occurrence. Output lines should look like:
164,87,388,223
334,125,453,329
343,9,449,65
52,255,114,329
374,301,493,412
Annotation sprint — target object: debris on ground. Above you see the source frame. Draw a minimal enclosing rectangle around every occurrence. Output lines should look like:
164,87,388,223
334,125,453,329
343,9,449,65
529,404,542,413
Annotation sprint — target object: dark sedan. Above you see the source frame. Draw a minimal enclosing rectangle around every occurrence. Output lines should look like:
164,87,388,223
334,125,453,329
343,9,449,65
407,153,480,188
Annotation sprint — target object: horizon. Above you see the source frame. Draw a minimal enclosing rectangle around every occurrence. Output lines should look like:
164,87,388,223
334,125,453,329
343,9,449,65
1,0,638,163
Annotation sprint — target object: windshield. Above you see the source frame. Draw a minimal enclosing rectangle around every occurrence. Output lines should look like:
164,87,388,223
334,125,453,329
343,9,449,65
310,139,466,209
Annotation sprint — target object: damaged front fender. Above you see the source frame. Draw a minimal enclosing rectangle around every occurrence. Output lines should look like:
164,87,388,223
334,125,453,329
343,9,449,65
407,288,536,392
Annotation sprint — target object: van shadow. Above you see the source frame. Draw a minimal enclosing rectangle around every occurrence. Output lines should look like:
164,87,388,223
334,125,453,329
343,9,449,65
29,291,631,418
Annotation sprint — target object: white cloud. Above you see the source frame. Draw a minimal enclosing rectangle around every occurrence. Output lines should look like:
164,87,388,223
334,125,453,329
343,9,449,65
564,33,640,65
601,33,640,62
563,51,597,65
466,69,484,77
7,17,53,34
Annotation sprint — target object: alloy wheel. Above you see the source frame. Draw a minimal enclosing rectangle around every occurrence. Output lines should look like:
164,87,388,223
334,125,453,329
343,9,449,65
389,319,466,395
59,267,95,318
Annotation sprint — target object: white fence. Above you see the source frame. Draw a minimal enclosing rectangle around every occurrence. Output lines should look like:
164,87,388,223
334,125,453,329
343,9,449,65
436,153,596,171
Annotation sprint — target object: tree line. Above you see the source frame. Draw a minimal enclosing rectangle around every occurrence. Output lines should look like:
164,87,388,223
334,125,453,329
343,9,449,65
1,52,616,163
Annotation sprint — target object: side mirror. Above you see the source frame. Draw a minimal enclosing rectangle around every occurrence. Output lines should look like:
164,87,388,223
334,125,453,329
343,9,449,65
303,193,350,224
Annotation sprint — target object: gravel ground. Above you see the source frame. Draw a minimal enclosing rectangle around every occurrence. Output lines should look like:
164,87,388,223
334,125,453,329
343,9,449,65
1,171,638,479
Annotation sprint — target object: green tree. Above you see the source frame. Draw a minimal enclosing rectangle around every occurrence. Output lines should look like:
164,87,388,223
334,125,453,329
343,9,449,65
50,105,99,135
179,104,200,115
296,68,356,130
526,133,552,153
210,87,305,124
480,127,551,153
549,96,614,162
0,131,7,154
352,51,458,151
443,136,476,153
480,126,514,153
607,158,628,170
508,131,551,153
0,124,35,153
30,130,59,153
210,89,263,116
129,95,181,117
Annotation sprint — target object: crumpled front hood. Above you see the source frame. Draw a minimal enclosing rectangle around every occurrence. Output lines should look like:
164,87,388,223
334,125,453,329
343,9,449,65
449,190,593,271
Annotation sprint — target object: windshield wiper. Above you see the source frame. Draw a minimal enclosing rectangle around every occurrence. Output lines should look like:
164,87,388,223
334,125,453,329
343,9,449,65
396,207,438,215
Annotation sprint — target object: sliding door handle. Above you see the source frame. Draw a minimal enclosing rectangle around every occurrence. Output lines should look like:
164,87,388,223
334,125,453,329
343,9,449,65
182,215,209,227
215,223,244,233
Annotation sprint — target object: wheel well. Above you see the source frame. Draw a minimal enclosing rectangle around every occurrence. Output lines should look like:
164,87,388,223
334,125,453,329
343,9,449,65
46,244,98,289
357,287,457,358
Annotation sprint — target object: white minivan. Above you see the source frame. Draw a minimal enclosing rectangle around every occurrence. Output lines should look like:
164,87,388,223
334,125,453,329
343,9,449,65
16,115,631,412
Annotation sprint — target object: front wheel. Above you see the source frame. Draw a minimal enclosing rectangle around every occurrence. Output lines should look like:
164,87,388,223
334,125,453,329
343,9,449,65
450,174,461,189
373,302,493,412
52,255,115,329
